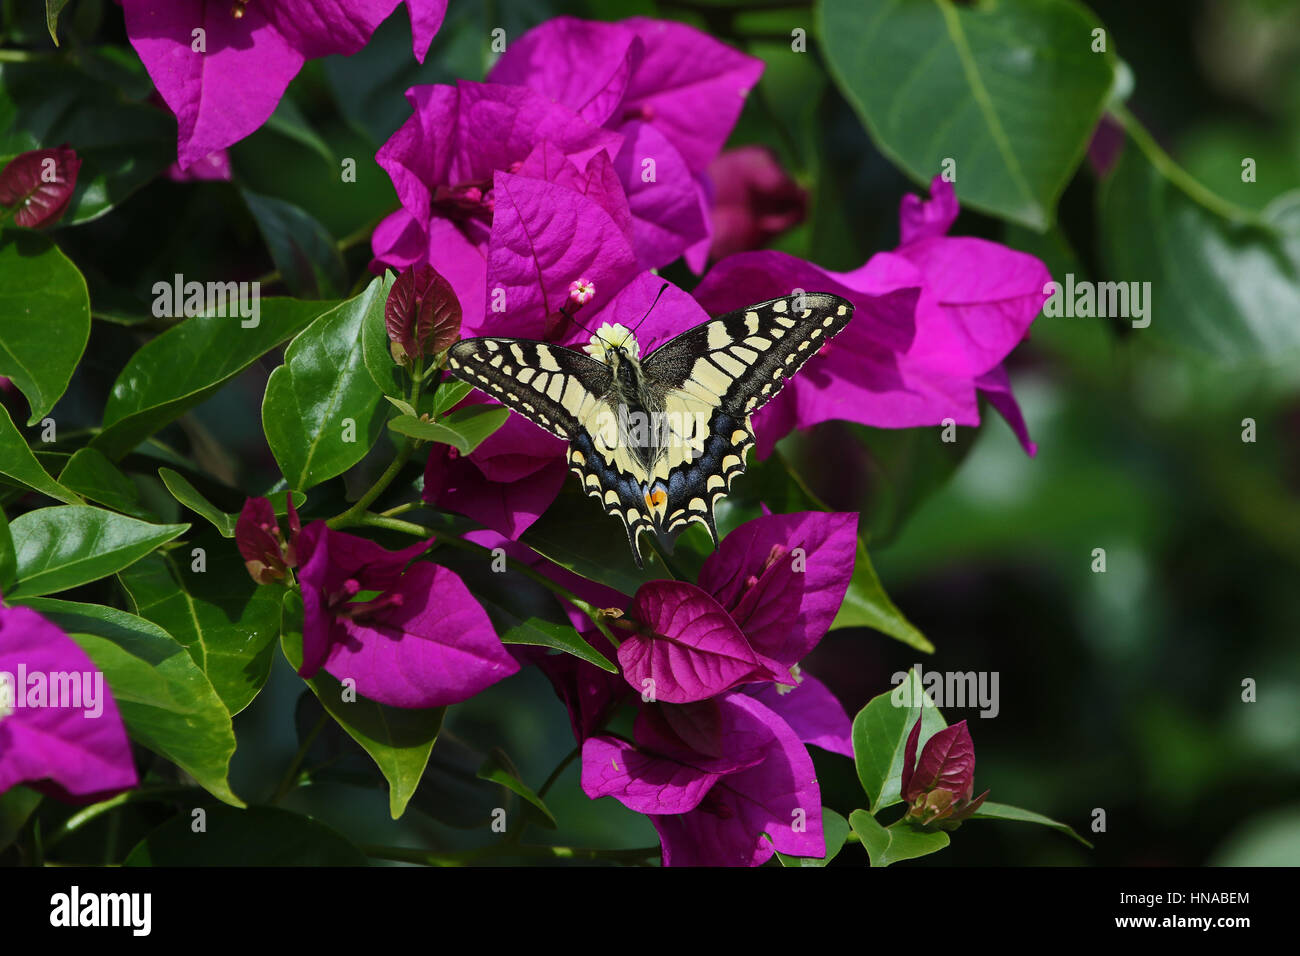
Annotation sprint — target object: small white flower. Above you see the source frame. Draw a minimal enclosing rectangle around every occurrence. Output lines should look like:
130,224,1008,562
585,323,640,362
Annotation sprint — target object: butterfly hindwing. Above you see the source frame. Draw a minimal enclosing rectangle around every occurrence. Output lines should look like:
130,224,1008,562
639,292,853,541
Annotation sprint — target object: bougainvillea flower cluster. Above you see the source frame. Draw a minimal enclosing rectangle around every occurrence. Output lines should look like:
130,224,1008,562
121,0,448,168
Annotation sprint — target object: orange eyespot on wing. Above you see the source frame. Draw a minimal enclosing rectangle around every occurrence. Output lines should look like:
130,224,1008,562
644,487,668,510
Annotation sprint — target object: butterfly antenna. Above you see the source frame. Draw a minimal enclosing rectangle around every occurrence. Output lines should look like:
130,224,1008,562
620,282,670,348
556,300,599,340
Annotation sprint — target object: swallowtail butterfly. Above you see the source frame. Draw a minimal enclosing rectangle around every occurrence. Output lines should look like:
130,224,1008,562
446,291,854,566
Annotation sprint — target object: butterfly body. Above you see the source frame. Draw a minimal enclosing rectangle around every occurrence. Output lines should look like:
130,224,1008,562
446,292,854,566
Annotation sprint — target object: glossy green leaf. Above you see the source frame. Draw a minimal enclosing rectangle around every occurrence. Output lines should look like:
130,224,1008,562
361,286,404,399
429,379,472,416
281,592,443,819
477,749,558,829
0,229,91,423
263,278,389,490
7,506,187,598
23,597,242,807
0,60,175,224
851,667,947,812
118,545,281,715
57,448,145,517
1098,132,1300,360
0,404,79,503
970,801,1092,847
387,405,509,454
124,805,366,866
776,807,851,867
157,468,236,537
849,809,950,867
94,297,337,461
243,190,347,300
833,538,934,653
0,508,15,593
819,0,1115,229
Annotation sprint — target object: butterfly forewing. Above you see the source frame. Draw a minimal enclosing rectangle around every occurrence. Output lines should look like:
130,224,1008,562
640,292,854,417
446,338,611,441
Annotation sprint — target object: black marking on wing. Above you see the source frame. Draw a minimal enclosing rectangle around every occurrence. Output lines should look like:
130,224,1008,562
564,430,655,569
656,407,752,544
640,292,854,418
446,337,611,442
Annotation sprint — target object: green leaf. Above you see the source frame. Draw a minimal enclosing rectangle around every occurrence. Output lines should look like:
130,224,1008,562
22,597,242,807
157,468,236,537
429,378,472,416
521,484,665,596
476,749,558,829
387,404,509,454
362,285,404,399
118,546,281,715
0,229,91,423
281,592,443,819
242,190,347,300
0,787,41,851
123,805,366,866
848,424,974,549
0,508,14,592
833,538,934,653
0,60,175,224
776,808,851,867
970,801,1093,848
1098,131,1300,360
156,469,305,537
851,667,946,812
263,98,336,169
7,506,187,598
57,448,146,517
262,277,388,490
818,0,1115,229
94,297,338,461
0,405,80,503
445,555,617,671
45,0,70,46
849,809,950,867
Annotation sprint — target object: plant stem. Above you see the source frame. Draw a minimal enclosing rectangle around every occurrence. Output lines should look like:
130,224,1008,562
326,445,413,528
360,842,661,866
1110,104,1269,228
272,712,329,804
537,746,581,799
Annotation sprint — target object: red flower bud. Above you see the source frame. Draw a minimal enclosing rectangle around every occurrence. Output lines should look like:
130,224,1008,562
901,718,989,828
385,264,462,364
0,145,81,228
236,496,300,585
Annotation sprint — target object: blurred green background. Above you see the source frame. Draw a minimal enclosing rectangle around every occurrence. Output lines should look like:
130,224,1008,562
7,0,1299,865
